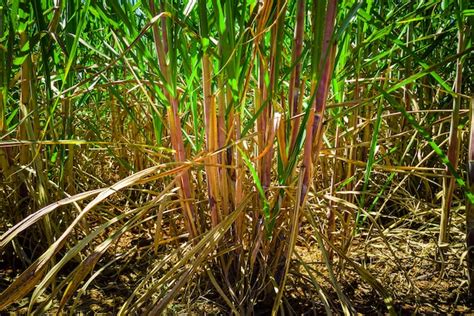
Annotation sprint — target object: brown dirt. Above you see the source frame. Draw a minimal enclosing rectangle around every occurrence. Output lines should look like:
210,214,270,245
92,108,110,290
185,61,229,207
1,226,473,315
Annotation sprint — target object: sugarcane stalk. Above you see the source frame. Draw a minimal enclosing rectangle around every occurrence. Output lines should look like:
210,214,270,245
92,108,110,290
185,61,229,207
439,17,464,248
150,0,198,238
301,0,337,203
288,0,305,162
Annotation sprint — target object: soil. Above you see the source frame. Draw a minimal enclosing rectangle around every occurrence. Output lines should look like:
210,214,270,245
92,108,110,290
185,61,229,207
1,224,473,315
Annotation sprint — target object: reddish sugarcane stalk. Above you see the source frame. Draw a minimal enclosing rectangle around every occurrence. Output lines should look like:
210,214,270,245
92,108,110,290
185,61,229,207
257,57,269,189
234,113,244,240
150,1,198,238
288,0,305,154
19,31,30,166
202,52,221,227
198,0,221,227
301,0,338,203
327,124,340,259
217,76,230,218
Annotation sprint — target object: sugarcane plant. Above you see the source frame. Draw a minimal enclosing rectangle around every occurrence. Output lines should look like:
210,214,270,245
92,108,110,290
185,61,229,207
0,0,472,314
